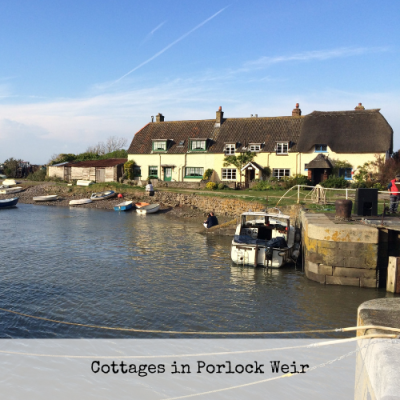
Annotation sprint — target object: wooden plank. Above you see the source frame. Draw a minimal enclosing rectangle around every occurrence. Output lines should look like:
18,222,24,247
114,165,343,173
387,257,400,293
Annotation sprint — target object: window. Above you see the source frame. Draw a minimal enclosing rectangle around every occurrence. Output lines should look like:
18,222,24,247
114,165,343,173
339,168,352,180
225,144,235,155
185,167,204,178
133,166,141,178
190,140,206,151
249,144,261,152
315,144,328,152
153,141,167,151
222,168,237,180
276,143,288,154
148,166,158,178
273,169,290,179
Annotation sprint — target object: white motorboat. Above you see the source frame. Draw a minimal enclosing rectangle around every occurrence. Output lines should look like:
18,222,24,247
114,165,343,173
136,203,160,214
33,195,58,202
69,199,92,205
231,211,299,268
0,186,24,194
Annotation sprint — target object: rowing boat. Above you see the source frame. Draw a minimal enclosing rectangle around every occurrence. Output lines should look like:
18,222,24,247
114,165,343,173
90,190,116,201
33,195,58,202
69,199,92,205
136,203,160,214
114,201,133,211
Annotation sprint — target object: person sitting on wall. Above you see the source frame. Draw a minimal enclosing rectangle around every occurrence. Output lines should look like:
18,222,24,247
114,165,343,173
145,181,154,196
203,212,219,229
387,174,400,214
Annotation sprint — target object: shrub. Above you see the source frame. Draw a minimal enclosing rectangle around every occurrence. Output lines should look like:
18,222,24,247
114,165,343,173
26,169,46,181
262,166,271,178
124,160,136,180
252,181,273,191
217,183,225,190
282,174,311,189
203,169,213,180
320,176,348,188
205,182,217,190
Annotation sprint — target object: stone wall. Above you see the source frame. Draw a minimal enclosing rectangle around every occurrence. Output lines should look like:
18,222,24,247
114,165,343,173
302,212,379,288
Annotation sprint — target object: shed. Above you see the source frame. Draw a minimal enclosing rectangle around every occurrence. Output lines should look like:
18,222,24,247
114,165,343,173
48,159,127,182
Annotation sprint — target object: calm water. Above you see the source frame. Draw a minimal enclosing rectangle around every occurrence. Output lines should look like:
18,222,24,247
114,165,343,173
0,204,392,338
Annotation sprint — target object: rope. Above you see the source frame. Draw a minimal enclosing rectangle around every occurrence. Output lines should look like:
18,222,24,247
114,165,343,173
1,307,400,336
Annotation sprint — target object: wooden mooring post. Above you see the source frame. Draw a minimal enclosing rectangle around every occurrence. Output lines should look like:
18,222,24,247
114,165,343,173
387,256,400,293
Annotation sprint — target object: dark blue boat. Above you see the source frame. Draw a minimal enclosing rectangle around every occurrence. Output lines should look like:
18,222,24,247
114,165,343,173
0,197,19,209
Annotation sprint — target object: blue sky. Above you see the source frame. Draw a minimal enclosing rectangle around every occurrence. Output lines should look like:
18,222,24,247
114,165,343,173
0,0,399,163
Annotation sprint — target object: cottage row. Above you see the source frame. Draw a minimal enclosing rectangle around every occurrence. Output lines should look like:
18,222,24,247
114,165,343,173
48,103,393,186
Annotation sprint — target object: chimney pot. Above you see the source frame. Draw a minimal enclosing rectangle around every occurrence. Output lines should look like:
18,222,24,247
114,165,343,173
156,113,165,122
292,103,301,117
218,106,222,111
216,106,224,124
355,103,365,110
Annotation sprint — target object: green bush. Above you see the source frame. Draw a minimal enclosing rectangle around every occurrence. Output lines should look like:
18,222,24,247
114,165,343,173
282,174,311,189
320,176,349,188
124,160,136,180
205,182,217,190
202,169,213,180
252,181,273,191
217,183,225,190
26,169,47,181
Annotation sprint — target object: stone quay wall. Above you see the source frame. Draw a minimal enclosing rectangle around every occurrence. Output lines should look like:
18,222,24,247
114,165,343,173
301,212,379,288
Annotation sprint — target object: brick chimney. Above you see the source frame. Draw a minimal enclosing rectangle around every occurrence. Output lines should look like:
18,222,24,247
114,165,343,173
216,106,224,124
292,103,301,117
156,113,165,122
355,103,365,110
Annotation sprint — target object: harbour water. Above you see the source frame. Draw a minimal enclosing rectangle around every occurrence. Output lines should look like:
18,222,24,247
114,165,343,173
0,204,391,338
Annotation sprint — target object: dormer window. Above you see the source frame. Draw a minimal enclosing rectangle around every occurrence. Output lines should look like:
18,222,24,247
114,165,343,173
315,144,328,152
249,143,261,152
152,140,167,152
190,139,207,151
224,143,236,155
276,142,288,155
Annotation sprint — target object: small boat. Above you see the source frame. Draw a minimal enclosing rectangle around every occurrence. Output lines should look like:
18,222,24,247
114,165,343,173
33,195,58,202
231,211,299,268
114,201,133,211
2,179,18,186
134,202,150,208
69,199,92,205
91,190,116,201
0,186,24,194
0,197,19,209
76,180,94,186
136,203,160,214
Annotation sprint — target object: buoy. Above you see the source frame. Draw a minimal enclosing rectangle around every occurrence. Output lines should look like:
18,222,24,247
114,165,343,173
117,193,123,198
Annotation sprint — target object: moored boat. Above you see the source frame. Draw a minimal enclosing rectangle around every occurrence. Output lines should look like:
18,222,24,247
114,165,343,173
33,195,58,202
90,190,116,201
69,199,92,205
134,202,150,208
114,201,133,211
76,180,94,186
136,203,160,214
0,186,24,194
2,179,18,186
231,211,299,268
0,197,19,209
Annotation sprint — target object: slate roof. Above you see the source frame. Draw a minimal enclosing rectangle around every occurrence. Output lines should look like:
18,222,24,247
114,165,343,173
127,116,303,154
297,109,393,153
64,158,127,168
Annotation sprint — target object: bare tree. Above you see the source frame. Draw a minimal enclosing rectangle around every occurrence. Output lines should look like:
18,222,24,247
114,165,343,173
86,136,128,155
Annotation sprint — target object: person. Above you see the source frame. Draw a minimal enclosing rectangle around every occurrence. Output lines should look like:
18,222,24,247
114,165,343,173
388,174,400,214
203,212,218,229
145,181,154,196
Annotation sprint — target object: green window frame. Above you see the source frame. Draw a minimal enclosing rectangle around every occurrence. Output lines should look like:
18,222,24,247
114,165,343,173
190,140,207,151
148,166,158,178
133,166,141,177
185,167,204,178
152,141,167,152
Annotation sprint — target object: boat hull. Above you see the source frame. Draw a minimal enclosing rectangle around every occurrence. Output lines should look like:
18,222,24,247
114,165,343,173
136,204,160,214
0,197,19,209
91,191,116,201
33,195,58,202
0,187,24,194
69,199,93,205
114,201,133,211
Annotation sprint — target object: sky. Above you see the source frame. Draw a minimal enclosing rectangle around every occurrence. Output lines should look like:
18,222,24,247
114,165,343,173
0,0,399,164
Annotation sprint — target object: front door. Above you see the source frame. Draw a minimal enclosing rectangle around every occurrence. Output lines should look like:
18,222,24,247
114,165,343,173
244,168,255,188
164,167,172,181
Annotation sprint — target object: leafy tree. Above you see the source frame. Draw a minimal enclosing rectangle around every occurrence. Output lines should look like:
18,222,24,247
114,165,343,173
223,151,256,184
3,158,20,178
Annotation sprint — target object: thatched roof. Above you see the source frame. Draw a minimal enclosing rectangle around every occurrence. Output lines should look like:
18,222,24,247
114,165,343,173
127,116,303,154
297,109,393,153
305,154,333,169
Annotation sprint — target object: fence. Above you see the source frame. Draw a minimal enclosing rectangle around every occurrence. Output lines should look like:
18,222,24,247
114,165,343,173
276,185,392,212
